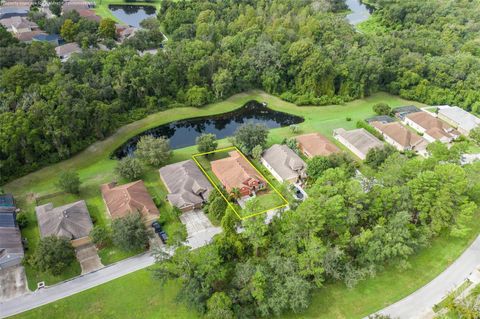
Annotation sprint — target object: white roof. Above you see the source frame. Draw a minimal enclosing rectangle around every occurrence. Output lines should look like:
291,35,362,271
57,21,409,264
438,106,480,133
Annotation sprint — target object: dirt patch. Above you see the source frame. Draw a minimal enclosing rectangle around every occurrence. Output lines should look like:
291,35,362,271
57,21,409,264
0,265,28,302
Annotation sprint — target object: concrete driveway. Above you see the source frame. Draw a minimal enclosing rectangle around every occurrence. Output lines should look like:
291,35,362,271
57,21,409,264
180,210,222,249
75,244,103,275
0,265,28,302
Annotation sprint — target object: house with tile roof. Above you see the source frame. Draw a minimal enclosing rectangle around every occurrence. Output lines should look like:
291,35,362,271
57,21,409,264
333,128,384,160
437,105,480,135
35,200,93,247
101,180,159,225
261,144,307,184
404,111,460,143
295,133,340,159
159,160,213,212
211,151,265,197
371,121,429,157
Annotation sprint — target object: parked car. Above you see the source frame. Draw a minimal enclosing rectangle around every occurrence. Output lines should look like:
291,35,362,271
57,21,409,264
291,185,304,200
151,221,168,244
158,231,168,244
151,221,162,233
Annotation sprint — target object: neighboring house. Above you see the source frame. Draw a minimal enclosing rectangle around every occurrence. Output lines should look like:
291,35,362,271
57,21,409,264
0,16,38,33
404,111,460,143
116,25,137,43
14,30,47,42
159,160,213,212
366,115,396,124
76,9,101,22
393,105,421,120
261,144,307,184
371,121,429,157
0,194,24,270
333,128,384,160
211,150,265,197
101,180,159,225
35,200,93,247
55,42,82,62
295,133,340,159
437,105,480,135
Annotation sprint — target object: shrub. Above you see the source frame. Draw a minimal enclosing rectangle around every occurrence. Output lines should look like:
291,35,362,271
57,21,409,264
372,103,392,115
90,225,111,248
251,145,263,161
115,157,144,181
16,213,29,229
56,170,81,194
31,236,75,276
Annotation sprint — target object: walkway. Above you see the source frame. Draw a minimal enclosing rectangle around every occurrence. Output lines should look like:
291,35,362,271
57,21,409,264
372,235,480,319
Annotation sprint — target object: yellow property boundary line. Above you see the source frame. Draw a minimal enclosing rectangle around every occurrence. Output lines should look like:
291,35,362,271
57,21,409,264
192,146,289,220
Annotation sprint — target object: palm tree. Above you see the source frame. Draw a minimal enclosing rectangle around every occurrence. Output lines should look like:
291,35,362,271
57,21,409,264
229,188,241,201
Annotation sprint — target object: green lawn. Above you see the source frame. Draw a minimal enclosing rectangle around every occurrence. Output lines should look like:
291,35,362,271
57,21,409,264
4,90,443,317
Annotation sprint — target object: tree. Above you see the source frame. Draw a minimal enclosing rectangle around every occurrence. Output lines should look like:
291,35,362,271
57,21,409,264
206,292,234,319
196,133,218,154
135,136,172,167
233,123,269,155
470,127,480,145
60,19,78,42
111,212,149,251
307,156,332,181
229,188,241,201
372,103,392,116
212,69,233,99
115,157,144,181
90,225,111,248
186,86,210,107
208,196,227,220
56,170,81,194
98,18,116,39
49,1,63,16
31,236,75,275
251,145,263,161
365,146,396,169
16,212,29,229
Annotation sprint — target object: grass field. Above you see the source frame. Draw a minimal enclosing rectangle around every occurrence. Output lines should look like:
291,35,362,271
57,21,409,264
5,90,457,318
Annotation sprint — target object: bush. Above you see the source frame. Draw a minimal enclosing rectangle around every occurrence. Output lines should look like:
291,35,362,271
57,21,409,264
356,120,384,141
346,117,352,121
90,225,111,248
112,212,149,252
31,236,75,276
115,157,144,181
56,170,81,194
251,145,263,161
372,103,392,115
16,213,29,229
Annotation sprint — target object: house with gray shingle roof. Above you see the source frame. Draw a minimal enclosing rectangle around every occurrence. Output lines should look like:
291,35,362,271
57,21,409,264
160,160,213,212
0,194,24,269
333,128,384,160
261,144,307,184
35,200,93,247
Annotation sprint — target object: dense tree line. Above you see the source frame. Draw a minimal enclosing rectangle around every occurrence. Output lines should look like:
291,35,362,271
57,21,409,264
2,0,480,183
154,147,480,318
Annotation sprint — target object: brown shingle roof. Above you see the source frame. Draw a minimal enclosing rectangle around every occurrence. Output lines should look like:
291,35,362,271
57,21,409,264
35,200,93,240
295,133,340,158
101,180,159,221
211,151,264,193
406,112,460,141
371,121,426,149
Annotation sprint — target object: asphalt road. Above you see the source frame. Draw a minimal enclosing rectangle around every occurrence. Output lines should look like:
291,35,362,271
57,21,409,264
0,252,156,318
374,234,480,319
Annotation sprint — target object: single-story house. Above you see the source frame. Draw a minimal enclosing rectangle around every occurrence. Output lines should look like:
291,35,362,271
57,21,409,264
371,121,429,157
404,111,460,143
76,9,101,22
333,128,384,160
159,160,213,212
211,150,265,197
437,105,480,136
55,42,82,62
393,105,421,120
261,144,307,184
35,200,93,247
14,30,47,42
295,133,340,159
0,195,24,270
101,180,159,225
0,16,38,33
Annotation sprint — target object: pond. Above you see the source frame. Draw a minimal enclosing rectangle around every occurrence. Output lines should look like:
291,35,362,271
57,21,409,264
345,0,373,25
113,101,304,159
108,5,156,28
